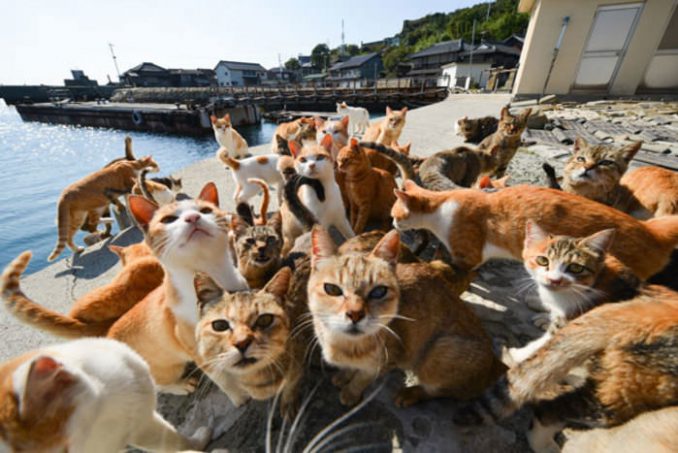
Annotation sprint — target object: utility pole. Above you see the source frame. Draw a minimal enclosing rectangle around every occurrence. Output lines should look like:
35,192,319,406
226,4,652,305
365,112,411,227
341,19,346,55
486,2,492,21
108,43,121,82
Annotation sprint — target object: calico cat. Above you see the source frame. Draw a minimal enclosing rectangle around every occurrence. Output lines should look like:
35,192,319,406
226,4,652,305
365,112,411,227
336,102,370,135
620,165,678,218
363,106,408,173
272,117,317,153
280,135,354,254
315,115,350,159
391,180,678,280
454,285,678,453
455,115,498,143
418,145,502,191
336,138,396,233
194,266,308,419
219,152,285,206
0,338,211,452
48,156,160,261
308,227,505,407
132,169,182,206
477,106,531,178
211,113,249,159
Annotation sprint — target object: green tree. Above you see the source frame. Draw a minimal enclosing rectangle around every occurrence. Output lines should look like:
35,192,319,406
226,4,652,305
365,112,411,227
345,44,360,56
311,43,330,70
284,58,300,71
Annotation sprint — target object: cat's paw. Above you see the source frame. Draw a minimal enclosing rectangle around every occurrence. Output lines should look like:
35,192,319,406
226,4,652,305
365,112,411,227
158,377,198,395
339,387,363,406
507,346,533,364
393,385,426,408
188,426,213,451
532,313,551,331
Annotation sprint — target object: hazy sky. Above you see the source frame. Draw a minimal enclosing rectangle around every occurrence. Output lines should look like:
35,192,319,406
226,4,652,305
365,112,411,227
1,0,480,85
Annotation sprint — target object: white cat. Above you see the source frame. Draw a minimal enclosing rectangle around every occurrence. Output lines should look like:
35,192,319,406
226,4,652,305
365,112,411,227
219,152,285,206
0,338,211,452
211,113,249,159
336,102,370,135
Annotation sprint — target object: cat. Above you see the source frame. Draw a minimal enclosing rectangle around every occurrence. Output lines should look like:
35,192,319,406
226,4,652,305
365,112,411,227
475,174,510,190
362,106,408,173
315,115,350,159
271,117,317,153
0,338,211,452
336,102,370,135
132,168,183,206
211,113,249,159
619,165,678,218
48,156,160,261
194,266,308,419
103,135,136,167
455,115,498,143
417,145,502,191
280,135,354,254
307,226,505,407
219,152,285,206
358,141,425,182
390,180,678,280
476,106,531,178
336,138,397,233
454,285,678,453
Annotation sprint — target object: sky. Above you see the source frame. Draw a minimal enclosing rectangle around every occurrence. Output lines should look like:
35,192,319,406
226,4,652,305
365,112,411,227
1,0,480,85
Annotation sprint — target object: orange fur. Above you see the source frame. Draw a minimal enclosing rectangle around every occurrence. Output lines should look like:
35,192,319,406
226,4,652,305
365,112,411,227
620,166,678,217
363,106,408,173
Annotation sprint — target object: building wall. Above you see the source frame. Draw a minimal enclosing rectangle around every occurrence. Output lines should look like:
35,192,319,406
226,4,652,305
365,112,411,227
514,0,678,96
440,63,491,87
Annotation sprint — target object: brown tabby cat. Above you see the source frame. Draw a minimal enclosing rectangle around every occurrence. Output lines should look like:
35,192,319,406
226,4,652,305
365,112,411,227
194,267,307,419
477,106,531,178
454,285,678,453
456,115,498,143
418,145,502,191
308,227,504,407
48,156,160,261
363,106,408,173
336,138,397,233
620,165,678,218
391,180,678,280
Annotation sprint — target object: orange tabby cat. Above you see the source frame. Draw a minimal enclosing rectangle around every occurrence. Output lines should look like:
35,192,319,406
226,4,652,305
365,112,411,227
336,138,397,233
620,165,678,217
363,106,408,173
48,156,160,261
391,180,678,279
271,117,317,153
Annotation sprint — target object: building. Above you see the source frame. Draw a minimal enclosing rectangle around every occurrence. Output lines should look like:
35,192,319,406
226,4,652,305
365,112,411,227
439,62,492,88
266,67,296,85
214,61,268,87
406,39,473,79
122,62,173,87
513,0,678,98
360,35,401,52
327,52,383,87
457,43,522,68
168,68,216,87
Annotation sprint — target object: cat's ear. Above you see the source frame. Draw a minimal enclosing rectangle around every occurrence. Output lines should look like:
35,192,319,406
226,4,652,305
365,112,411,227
401,107,408,116
198,182,219,207
393,189,411,205
619,141,642,163
340,115,350,128
128,195,158,231
224,113,231,122
521,108,532,121
210,115,217,124
263,267,292,301
314,116,325,129
108,245,124,260
403,179,419,191
478,175,493,189
524,220,548,248
582,229,616,254
386,106,392,115
194,273,223,311
500,105,510,119
320,134,333,153
288,140,301,158
400,142,412,155
350,137,360,149
573,137,587,154
311,225,336,268
269,211,283,238
370,230,400,267
495,175,510,188
22,356,77,419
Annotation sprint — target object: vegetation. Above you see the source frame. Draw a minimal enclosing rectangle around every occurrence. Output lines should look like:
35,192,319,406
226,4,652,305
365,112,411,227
284,58,300,71
310,44,330,70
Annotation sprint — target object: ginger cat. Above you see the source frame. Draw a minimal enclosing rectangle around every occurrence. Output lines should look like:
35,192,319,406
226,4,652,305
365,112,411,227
363,106,408,173
219,151,285,206
477,106,531,178
336,138,396,233
211,113,249,159
48,156,160,261
315,115,350,159
0,338,211,452
271,117,317,153
454,285,678,453
308,227,504,407
391,180,678,280
620,165,678,218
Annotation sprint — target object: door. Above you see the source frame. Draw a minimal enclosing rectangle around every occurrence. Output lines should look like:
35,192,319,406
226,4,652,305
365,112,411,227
574,3,643,91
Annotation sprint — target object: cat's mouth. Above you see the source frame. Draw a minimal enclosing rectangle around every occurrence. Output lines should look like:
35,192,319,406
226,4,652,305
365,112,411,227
185,226,213,243
253,255,272,265
234,356,258,367
344,325,364,336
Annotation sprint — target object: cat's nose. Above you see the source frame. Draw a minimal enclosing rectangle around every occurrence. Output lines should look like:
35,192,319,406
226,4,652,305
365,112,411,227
234,337,253,354
309,163,316,170
346,309,365,324
184,213,200,223
546,277,564,286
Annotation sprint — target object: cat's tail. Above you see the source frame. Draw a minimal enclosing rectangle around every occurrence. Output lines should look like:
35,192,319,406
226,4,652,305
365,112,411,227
124,136,135,160
138,169,157,205
2,252,109,338
219,153,241,170
48,199,70,261
359,141,418,182
284,174,320,230
247,178,269,223
644,215,678,248
454,317,608,426
542,162,562,190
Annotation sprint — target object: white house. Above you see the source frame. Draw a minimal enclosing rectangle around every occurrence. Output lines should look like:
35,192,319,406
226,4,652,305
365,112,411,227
439,62,491,88
214,61,268,87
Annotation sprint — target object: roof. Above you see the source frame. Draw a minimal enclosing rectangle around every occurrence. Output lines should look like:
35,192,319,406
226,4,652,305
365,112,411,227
441,61,492,69
168,68,215,75
407,68,443,76
408,39,466,59
214,61,267,72
125,62,167,74
329,52,380,71
502,34,525,45
268,67,293,73
459,43,521,58
303,73,327,80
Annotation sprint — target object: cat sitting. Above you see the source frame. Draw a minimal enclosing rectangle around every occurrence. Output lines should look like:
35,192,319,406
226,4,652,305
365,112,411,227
0,338,211,452
211,113,249,159
336,102,370,135
363,106,408,174
477,106,531,178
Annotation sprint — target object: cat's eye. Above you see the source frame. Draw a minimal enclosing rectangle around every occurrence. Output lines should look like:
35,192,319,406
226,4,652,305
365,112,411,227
317,155,325,161
299,157,307,163
200,207,213,214
368,286,387,299
576,156,586,163
567,263,585,274
246,238,256,246
160,215,178,224
254,314,274,329
211,319,230,332
535,256,549,266
324,283,343,296
598,160,615,166
266,236,277,244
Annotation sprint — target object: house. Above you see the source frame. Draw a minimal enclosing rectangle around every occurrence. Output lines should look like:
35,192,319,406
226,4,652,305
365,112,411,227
266,67,296,85
327,52,383,87
168,68,216,87
502,34,525,51
513,0,678,98
439,62,492,88
214,61,268,87
406,39,473,79
457,42,522,68
122,62,173,87
298,55,319,76
360,35,401,52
